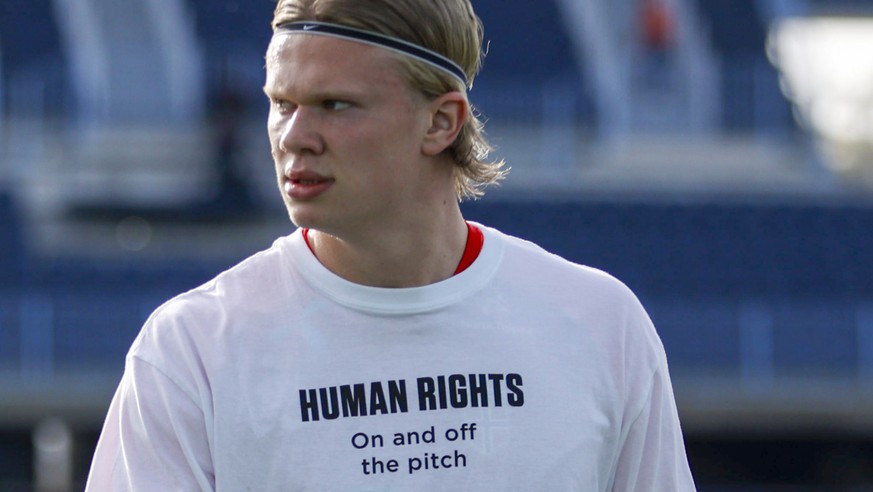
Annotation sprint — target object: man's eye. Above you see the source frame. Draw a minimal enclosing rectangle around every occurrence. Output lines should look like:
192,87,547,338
273,99,295,114
323,100,352,111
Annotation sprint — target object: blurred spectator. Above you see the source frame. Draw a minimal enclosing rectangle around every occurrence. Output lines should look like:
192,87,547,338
204,79,256,217
638,0,677,88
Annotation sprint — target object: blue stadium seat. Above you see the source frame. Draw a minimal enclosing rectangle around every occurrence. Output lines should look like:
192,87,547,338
0,294,21,371
19,256,225,370
0,0,68,115
464,200,873,300
186,0,275,105
0,0,62,69
692,0,792,131
0,191,25,371
461,199,873,372
470,0,591,122
693,0,766,56
771,300,859,375
645,298,742,374
51,292,154,370
187,0,272,54
0,192,25,289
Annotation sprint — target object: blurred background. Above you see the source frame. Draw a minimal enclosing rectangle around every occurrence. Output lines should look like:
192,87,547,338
1,0,873,489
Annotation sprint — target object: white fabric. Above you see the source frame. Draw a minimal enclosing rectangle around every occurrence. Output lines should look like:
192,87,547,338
86,225,695,491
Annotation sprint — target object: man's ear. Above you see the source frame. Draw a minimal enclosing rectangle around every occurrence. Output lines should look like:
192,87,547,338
421,92,467,156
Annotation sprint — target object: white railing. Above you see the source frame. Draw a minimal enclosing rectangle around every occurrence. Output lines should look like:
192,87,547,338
144,0,205,121
554,0,631,139
52,0,110,124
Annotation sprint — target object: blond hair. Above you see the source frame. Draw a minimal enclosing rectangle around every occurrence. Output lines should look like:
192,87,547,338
272,0,507,200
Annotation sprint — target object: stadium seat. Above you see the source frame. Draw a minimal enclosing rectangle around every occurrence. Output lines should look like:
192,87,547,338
0,0,68,115
462,199,873,372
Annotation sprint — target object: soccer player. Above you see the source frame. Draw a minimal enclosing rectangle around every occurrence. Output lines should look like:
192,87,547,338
86,0,696,490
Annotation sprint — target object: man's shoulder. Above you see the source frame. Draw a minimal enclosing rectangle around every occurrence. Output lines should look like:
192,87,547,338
485,225,640,305
127,234,297,358
147,234,295,324
491,226,622,279
486,225,661,357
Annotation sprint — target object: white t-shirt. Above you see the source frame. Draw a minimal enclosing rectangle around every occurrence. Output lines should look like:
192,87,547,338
86,225,695,491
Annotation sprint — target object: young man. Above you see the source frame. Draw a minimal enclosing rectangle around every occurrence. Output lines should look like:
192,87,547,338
86,0,696,490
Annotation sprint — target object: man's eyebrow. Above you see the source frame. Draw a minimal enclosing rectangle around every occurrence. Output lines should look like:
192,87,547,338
262,82,371,103
262,85,292,99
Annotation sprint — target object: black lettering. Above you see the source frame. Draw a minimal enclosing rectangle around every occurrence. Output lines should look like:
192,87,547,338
340,384,367,417
369,382,388,415
361,456,397,475
320,387,340,420
352,432,370,449
507,373,524,407
417,377,437,411
468,374,488,407
388,380,408,413
301,379,409,422
454,449,467,468
299,388,319,422
436,375,448,409
448,374,467,408
488,374,505,406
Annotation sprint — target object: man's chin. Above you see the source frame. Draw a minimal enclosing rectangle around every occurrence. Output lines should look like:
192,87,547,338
286,205,322,231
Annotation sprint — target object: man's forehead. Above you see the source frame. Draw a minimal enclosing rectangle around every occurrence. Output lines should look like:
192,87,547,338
264,34,407,93
267,33,395,68
271,21,468,88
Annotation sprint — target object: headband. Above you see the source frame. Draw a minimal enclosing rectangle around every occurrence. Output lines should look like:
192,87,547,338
275,21,469,88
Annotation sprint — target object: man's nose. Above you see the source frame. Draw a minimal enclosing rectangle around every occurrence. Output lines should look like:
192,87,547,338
278,108,324,155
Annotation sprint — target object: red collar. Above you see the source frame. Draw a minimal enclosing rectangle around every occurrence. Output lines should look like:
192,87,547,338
454,222,483,275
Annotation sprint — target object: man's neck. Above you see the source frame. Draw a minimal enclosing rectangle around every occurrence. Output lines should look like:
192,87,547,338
304,207,469,288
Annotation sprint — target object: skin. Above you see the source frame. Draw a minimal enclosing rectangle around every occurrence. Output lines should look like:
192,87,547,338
264,33,470,288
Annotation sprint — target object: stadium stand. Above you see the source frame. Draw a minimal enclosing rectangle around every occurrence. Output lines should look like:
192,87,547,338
0,191,25,372
187,0,272,59
469,0,591,121
694,0,766,56
0,0,68,116
3,199,871,378
0,191,24,284
0,0,63,76
692,0,792,131
461,199,873,378
20,256,228,372
186,0,275,109
463,200,873,300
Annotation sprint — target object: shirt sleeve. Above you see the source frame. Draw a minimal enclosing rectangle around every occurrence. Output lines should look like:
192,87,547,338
85,356,215,492
610,362,696,491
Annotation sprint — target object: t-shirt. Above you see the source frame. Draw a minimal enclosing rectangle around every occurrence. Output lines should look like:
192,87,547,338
86,224,696,491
